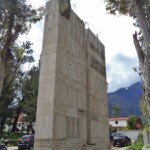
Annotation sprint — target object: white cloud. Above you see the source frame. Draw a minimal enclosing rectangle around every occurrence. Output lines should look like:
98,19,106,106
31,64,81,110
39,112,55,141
106,54,140,92
27,0,46,8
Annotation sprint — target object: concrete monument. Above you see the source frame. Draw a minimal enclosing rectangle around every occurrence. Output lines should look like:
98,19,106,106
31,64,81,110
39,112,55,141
34,0,110,149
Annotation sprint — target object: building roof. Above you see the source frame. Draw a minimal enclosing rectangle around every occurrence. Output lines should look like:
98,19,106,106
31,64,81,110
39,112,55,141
109,117,128,121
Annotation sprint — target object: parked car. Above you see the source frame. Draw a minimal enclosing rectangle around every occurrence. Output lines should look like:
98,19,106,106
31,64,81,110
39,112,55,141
110,132,124,142
18,135,34,150
112,135,131,147
0,143,7,150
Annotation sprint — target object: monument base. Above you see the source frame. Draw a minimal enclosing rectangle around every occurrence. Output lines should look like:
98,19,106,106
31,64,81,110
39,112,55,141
34,140,111,150
85,144,111,150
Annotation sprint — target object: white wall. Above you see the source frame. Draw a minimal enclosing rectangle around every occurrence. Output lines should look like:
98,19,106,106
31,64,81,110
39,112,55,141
109,120,127,127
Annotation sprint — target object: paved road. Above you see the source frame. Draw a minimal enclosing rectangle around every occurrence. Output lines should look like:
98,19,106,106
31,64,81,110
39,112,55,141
111,146,128,150
7,146,17,150
119,130,140,143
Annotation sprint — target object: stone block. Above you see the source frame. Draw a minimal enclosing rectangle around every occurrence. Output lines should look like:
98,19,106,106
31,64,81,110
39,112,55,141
55,80,67,106
78,90,86,111
53,115,67,139
37,80,55,104
68,86,78,108
67,117,79,138
35,114,53,139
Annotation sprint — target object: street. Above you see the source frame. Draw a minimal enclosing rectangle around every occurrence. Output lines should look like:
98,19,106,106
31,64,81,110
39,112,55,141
7,147,17,150
111,146,128,150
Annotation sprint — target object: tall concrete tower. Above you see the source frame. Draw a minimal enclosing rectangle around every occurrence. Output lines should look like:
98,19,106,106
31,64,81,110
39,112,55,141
34,0,110,150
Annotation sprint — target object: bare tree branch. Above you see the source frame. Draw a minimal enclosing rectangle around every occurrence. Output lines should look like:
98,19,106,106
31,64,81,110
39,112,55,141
133,31,145,70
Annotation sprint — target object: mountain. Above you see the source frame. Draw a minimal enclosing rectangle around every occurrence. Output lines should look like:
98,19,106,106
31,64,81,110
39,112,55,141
108,82,143,117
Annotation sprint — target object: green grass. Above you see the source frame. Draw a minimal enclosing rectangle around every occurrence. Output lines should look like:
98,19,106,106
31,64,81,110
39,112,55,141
144,145,150,148
125,133,144,150
0,132,27,146
125,142,143,150
0,132,26,139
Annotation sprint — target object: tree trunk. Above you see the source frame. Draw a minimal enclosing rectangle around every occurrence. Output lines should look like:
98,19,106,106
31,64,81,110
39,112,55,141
27,123,31,134
144,48,150,119
0,63,5,97
134,0,150,119
133,32,144,70
0,0,17,97
0,117,6,136
11,107,22,132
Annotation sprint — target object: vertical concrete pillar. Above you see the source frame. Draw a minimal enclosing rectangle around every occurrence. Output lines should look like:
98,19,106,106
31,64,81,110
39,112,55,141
34,0,110,150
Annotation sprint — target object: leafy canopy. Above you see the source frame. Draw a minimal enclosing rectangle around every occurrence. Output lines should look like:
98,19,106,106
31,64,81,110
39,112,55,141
105,0,150,18
127,115,143,130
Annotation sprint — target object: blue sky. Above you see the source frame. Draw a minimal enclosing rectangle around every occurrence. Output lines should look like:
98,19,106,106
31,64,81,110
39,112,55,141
25,0,141,92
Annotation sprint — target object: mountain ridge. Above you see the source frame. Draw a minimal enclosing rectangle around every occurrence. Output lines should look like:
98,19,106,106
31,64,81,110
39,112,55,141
108,82,143,117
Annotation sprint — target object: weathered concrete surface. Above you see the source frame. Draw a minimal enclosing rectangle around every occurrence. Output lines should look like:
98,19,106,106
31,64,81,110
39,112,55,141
34,0,110,150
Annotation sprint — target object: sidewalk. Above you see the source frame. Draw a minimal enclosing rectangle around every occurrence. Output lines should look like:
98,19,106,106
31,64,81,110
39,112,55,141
7,146,18,150
111,146,129,150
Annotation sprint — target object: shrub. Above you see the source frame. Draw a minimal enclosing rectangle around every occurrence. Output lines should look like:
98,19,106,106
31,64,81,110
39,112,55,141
125,133,143,150
0,132,27,146
144,145,150,148
127,115,143,130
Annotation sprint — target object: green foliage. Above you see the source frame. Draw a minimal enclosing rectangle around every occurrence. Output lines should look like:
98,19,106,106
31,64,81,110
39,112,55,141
140,116,149,128
127,115,143,130
0,132,27,146
0,0,44,97
0,0,44,46
109,125,117,133
145,145,150,148
112,105,121,118
105,0,133,16
0,41,35,134
19,65,39,124
105,0,150,18
0,132,22,139
140,95,149,117
126,133,143,150
0,0,43,132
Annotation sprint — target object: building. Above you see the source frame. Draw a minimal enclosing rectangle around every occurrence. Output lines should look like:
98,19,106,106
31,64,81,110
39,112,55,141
109,117,128,127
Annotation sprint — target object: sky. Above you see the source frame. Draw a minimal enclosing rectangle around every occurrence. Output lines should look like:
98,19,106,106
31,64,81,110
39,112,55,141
25,0,141,92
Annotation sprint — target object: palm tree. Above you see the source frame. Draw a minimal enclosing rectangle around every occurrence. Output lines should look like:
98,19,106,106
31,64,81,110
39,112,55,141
112,105,121,131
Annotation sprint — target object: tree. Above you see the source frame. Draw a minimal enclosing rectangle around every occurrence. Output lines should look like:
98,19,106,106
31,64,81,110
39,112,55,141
0,41,35,133
0,71,16,134
105,0,150,121
127,115,142,130
112,105,121,132
0,0,44,96
112,105,121,118
112,105,121,126
19,65,39,133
